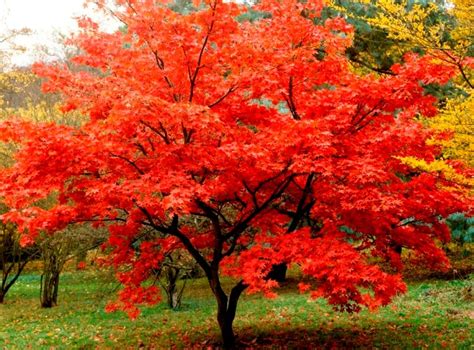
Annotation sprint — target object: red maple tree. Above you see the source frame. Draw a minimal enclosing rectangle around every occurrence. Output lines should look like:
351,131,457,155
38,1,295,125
0,0,471,346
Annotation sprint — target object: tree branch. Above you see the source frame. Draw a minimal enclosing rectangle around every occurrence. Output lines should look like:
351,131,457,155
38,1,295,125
282,76,301,120
110,153,145,175
188,2,217,103
140,120,171,145
208,85,238,108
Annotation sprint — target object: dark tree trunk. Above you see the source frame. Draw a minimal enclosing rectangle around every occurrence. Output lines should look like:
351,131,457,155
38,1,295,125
165,267,180,309
267,173,316,283
267,262,288,283
210,278,246,349
52,273,59,305
392,244,402,255
218,305,236,349
394,245,402,255
0,291,4,304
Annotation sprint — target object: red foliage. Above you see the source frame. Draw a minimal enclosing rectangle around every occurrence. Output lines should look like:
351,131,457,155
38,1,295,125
76,261,87,270
0,0,471,343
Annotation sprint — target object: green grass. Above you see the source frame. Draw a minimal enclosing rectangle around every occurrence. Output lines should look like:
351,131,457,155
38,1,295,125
0,269,473,349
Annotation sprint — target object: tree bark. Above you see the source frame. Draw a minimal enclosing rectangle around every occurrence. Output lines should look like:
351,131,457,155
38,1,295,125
0,291,4,304
52,273,59,305
41,270,60,308
165,267,179,309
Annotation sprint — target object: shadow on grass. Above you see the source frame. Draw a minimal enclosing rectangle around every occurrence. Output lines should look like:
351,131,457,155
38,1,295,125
234,326,376,349
192,323,431,349
195,328,376,349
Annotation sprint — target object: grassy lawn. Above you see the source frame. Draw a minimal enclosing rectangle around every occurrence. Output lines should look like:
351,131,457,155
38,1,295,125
0,267,473,349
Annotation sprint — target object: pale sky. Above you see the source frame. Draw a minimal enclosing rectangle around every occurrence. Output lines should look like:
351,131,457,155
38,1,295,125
0,0,119,66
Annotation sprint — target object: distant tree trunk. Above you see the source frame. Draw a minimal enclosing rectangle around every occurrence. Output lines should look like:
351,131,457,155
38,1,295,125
268,173,316,283
40,254,61,308
52,272,59,304
267,262,288,283
394,245,402,255
155,253,192,309
164,266,185,309
392,244,402,255
75,249,87,270
41,270,60,308
0,290,4,304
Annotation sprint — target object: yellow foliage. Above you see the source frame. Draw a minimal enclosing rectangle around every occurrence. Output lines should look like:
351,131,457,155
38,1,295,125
428,89,474,167
0,70,84,125
330,0,473,181
330,0,473,70
0,70,37,108
399,156,473,191
0,70,85,166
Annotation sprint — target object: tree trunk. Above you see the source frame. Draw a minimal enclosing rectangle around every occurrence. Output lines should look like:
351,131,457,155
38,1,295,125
394,245,402,255
166,267,177,308
0,290,4,304
268,173,316,283
216,298,236,349
268,262,288,283
392,244,402,255
212,280,246,349
52,273,59,305
41,271,60,308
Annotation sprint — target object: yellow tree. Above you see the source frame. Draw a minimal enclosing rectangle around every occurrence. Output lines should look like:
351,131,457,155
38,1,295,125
329,0,473,184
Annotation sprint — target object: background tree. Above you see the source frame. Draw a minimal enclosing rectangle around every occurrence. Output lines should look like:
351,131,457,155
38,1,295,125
446,213,474,246
0,26,30,70
153,250,199,309
0,0,471,347
329,0,473,176
0,204,39,303
0,66,92,307
38,224,107,308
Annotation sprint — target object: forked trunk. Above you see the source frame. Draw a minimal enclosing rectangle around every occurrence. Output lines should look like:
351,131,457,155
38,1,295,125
210,278,247,349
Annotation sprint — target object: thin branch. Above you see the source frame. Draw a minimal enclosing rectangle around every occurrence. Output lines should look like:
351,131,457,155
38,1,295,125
282,76,301,120
349,100,385,134
457,62,474,89
287,172,315,232
140,120,171,145
188,1,217,102
225,173,294,240
349,57,396,76
134,142,148,156
110,153,145,175
208,85,238,108
181,122,194,144
133,202,212,277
